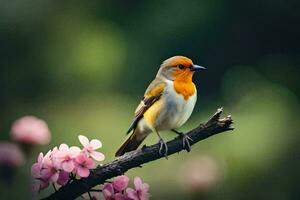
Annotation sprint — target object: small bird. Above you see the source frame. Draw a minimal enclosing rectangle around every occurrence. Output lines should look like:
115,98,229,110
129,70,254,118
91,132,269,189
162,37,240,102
115,56,206,157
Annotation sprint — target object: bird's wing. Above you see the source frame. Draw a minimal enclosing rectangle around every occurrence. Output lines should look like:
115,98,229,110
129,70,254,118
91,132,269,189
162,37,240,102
126,79,165,134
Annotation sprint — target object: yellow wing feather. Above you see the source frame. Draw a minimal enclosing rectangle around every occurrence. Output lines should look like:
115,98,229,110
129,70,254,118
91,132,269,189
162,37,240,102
116,80,165,156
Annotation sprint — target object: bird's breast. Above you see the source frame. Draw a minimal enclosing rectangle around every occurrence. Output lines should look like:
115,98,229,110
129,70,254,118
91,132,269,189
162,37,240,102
154,81,197,130
173,79,196,100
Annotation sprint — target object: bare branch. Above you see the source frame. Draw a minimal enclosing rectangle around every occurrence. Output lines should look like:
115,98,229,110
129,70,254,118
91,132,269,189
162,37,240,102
41,108,233,200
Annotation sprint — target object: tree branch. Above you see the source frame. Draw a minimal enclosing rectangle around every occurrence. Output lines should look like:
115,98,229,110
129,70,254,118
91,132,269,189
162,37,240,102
41,108,233,200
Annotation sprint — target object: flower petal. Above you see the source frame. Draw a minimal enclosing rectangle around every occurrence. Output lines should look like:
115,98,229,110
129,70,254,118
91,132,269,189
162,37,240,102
77,167,90,178
57,171,70,186
62,160,75,172
84,157,96,169
90,139,102,149
133,177,143,190
126,188,139,200
75,153,86,163
90,151,105,161
103,183,114,198
40,168,52,180
31,163,42,178
44,150,52,160
69,146,81,157
49,172,59,182
59,143,69,151
140,192,150,200
113,175,129,192
78,135,89,147
115,193,132,200
142,183,149,192
37,152,44,163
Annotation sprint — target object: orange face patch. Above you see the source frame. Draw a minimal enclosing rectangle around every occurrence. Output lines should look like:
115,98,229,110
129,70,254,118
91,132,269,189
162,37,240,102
161,56,196,100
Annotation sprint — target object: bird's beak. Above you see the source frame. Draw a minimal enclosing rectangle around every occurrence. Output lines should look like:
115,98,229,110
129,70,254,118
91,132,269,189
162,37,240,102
190,64,206,71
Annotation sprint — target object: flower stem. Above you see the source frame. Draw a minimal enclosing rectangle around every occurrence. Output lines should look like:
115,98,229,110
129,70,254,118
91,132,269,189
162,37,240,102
90,189,102,192
52,183,57,192
87,191,92,200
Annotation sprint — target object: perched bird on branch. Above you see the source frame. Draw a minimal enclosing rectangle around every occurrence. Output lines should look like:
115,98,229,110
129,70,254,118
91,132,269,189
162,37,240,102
115,56,206,157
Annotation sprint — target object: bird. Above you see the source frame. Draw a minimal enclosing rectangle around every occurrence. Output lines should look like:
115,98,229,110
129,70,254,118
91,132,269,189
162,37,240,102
115,56,206,157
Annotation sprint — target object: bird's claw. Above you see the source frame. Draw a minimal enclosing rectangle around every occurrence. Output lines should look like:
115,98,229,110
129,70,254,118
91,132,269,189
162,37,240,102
158,138,168,159
179,133,193,152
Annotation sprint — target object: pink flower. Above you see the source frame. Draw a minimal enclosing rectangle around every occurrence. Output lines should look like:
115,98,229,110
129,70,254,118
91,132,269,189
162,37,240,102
78,135,105,161
0,142,25,167
74,153,95,178
113,175,129,192
57,171,70,186
126,177,150,200
55,144,80,172
30,135,106,194
10,116,51,145
103,183,115,200
31,149,71,194
31,153,44,179
31,153,50,194
40,150,60,182
103,183,131,200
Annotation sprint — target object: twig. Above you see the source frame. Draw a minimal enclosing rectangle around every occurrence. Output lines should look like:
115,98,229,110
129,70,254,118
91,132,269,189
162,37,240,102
41,108,233,200
52,183,57,192
89,189,102,192
87,191,92,200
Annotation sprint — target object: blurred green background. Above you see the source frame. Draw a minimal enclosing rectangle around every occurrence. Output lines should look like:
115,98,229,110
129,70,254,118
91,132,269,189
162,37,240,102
0,0,300,199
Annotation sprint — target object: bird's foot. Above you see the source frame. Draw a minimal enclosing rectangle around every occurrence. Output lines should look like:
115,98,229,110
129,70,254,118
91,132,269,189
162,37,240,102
178,132,193,152
171,129,193,152
158,138,168,159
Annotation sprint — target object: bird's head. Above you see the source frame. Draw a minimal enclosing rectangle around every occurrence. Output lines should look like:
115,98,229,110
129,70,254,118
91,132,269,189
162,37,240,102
157,56,206,81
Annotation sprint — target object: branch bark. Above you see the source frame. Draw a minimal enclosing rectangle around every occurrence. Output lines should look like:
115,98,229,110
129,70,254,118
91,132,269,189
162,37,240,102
41,108,233,200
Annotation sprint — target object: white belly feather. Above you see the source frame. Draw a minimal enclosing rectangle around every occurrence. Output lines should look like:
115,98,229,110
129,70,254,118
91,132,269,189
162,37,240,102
155,80,197,130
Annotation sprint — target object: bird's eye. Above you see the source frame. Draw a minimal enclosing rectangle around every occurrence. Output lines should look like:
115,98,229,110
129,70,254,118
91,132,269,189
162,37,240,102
178,65,185,70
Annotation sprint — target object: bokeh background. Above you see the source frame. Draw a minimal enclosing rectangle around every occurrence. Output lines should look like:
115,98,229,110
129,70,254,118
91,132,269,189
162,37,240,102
0,0,300,199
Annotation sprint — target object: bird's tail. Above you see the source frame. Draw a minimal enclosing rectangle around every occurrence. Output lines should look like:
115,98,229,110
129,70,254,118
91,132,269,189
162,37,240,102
115,128,147,157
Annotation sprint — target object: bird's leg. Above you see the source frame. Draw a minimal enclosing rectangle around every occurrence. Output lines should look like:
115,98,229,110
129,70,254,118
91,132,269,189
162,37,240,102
171,129,193,152
155,131,168,159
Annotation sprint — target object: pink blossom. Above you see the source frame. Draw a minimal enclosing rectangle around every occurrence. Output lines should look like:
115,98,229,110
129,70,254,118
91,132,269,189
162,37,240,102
57,171,70,186
31,153,44,179
40,150,60,182
103,183,131,200
74,153,95,178
31,153,49,194
30,135,106,194
78,135,105,161
0,142,25,167
55,144,80,172
31,149,70,194
126,177,150,200
113,175,129,192
31,150,67,194
103,183,114,199
10,116,51,145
